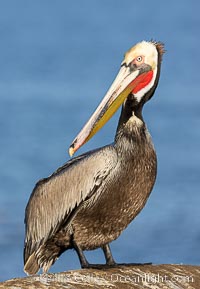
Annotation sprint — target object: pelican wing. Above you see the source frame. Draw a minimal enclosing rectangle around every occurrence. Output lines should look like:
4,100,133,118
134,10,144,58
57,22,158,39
24,145,117,260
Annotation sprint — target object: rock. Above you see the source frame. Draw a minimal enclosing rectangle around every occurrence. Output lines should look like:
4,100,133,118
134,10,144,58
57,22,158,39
0,264,200,289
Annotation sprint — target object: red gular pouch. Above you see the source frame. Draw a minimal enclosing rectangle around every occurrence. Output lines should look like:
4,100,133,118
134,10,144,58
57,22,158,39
130,70,154,94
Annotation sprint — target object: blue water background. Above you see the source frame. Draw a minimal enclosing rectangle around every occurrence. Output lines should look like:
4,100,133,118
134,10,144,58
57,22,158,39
0,0,200,281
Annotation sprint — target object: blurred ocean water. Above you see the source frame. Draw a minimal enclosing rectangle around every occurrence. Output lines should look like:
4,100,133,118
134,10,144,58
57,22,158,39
0,0,200,281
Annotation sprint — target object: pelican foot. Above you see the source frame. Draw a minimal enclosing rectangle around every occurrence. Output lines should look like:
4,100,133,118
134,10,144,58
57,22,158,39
81,263,117,269
116,262,152,266
81,262,152,269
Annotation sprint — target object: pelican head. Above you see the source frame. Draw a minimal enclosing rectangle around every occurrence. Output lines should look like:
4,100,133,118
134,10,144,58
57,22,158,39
69,40,164,156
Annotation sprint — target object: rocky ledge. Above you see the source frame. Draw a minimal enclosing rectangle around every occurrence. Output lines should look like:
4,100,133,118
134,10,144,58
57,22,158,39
1,264,200,289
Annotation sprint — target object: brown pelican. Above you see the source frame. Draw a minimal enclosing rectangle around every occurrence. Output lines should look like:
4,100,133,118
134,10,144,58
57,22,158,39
24,40,164,275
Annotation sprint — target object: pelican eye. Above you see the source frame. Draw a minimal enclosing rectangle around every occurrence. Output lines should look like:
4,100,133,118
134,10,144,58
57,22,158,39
129,56,144,71
136,56,143,62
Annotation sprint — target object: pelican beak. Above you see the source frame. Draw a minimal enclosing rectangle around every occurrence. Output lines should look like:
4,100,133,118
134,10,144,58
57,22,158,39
69,64,152,156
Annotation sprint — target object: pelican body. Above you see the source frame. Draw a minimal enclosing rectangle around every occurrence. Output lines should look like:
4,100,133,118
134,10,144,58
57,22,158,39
24,41,164,274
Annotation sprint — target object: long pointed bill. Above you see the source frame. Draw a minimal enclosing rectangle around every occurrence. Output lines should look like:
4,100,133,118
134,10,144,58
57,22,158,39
69,65,153,156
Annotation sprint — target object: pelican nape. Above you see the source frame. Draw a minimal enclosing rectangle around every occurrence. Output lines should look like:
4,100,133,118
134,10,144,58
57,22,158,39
24,40,164,275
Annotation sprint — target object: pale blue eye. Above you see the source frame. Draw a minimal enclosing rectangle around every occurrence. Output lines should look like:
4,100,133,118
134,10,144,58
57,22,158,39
136,56,142,62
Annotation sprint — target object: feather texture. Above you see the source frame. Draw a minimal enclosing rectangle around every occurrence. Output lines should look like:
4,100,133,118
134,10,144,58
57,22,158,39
24,146,117,273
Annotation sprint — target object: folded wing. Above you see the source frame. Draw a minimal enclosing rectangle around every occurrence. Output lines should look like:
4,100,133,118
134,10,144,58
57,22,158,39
24,145,117,266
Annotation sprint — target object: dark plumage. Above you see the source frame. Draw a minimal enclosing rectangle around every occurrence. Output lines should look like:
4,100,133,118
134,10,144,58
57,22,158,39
24,40,164,275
